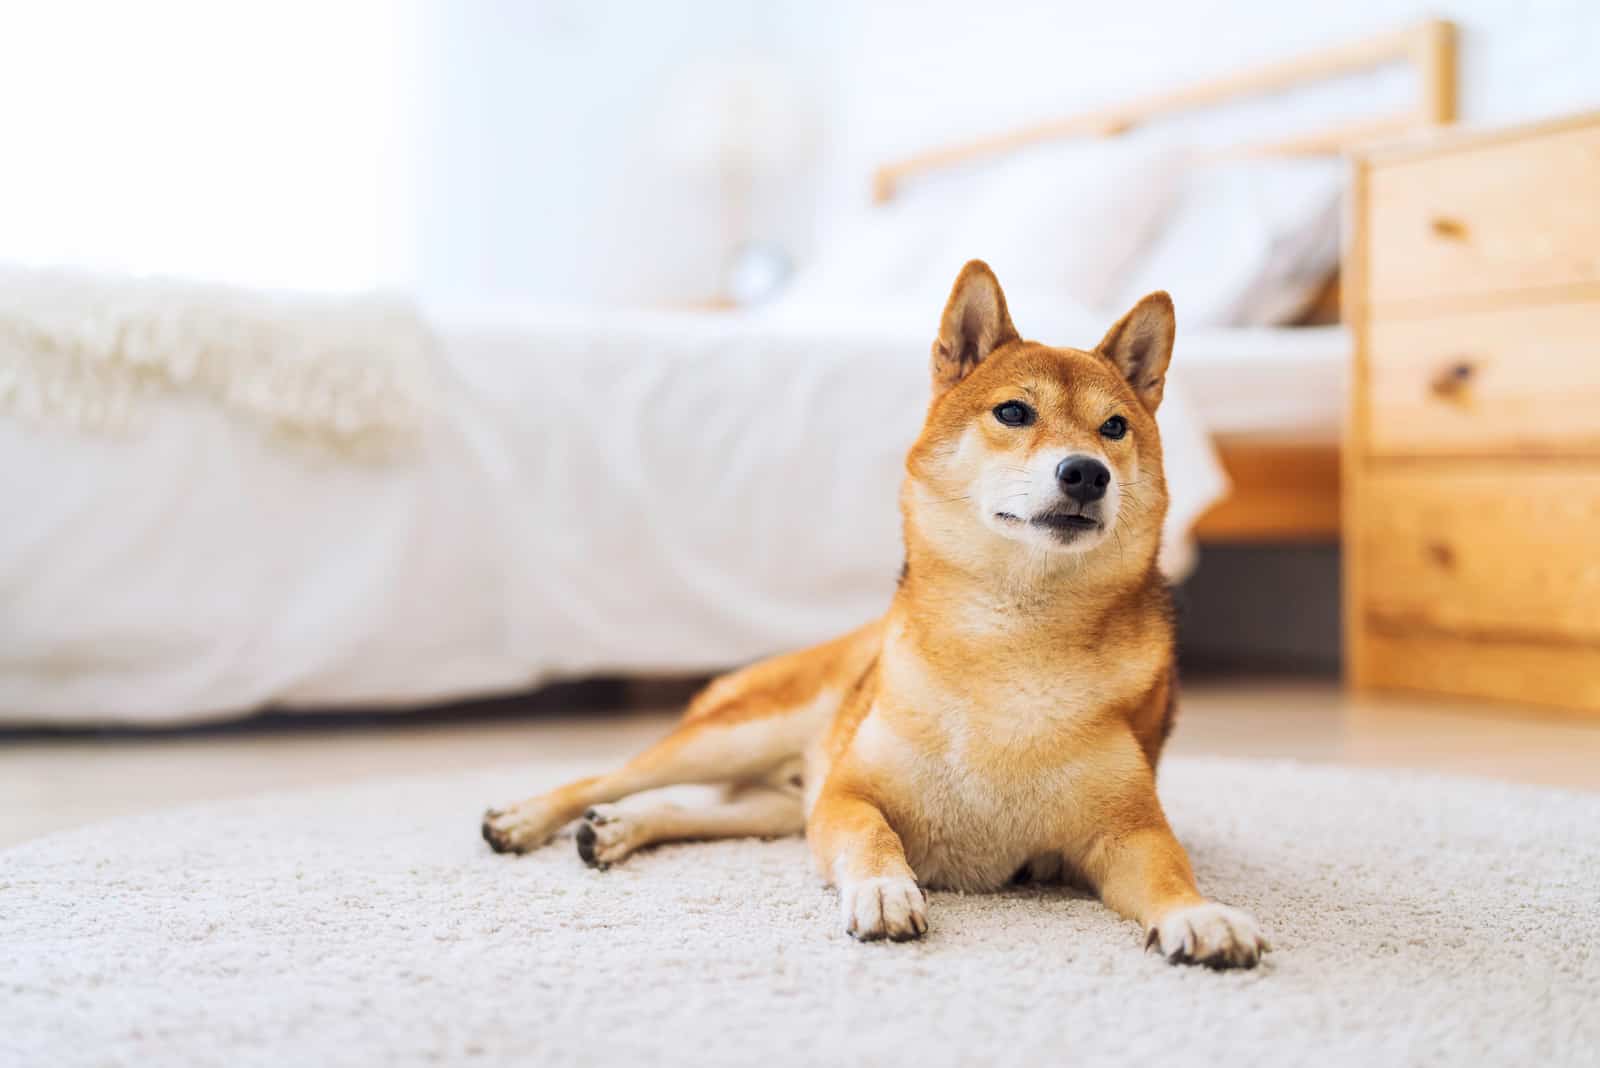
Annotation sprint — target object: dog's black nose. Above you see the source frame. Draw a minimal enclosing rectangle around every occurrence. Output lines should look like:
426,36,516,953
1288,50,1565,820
1056,457,1110,503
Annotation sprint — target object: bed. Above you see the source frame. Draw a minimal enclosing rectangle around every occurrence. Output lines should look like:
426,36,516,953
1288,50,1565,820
4,301,1226,726
0,301,1347,727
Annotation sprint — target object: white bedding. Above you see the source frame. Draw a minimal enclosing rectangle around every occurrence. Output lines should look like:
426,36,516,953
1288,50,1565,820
1177,324,1347,439
0,303,1342,726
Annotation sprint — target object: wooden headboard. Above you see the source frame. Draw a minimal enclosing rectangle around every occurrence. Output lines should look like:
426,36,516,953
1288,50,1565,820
871,18,1456,204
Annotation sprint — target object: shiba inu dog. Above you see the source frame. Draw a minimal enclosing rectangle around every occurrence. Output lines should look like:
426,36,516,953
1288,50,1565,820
483,261,1268,968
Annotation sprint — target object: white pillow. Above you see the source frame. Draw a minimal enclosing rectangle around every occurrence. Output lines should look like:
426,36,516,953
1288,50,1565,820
924,139,1185,312
775,139,1183,319
1114,158,1343,327
773,174,977,311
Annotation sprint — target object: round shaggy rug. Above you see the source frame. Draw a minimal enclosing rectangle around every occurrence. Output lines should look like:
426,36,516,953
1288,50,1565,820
3,757,1597,1067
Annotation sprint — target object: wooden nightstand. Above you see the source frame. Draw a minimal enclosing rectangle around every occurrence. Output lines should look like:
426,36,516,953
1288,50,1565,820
1345,111,1600,715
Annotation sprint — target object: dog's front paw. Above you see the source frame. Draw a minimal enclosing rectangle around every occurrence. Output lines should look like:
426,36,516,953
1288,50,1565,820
1147,902,1268,969
481,802,565,855
840,876,929,942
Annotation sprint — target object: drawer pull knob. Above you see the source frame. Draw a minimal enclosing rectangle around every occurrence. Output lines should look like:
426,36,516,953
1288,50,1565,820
1426,542,1456,569
1430,360,1475,400
1430,216,1468,240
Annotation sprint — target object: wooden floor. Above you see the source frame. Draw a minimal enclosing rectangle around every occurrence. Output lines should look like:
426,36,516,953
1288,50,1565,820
3,678,1597,848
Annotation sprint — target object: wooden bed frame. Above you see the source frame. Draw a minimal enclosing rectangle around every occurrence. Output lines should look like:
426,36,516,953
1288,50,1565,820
871,19,1457,542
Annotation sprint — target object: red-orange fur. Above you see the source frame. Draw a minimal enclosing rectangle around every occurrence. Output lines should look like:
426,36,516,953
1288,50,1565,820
482,262,1267,967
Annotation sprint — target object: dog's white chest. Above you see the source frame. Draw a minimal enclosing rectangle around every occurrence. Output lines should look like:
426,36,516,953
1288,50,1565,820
846,706,1081,892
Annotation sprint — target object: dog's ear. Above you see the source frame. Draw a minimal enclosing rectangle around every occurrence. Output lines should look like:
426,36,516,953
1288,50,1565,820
932,260,1019,394
1096,291,1175,412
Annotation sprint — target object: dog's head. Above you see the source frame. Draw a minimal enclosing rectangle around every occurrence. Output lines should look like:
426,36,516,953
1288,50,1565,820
905,260,1173,568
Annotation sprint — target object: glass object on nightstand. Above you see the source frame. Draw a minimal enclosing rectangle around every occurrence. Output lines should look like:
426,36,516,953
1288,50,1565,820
724,241,793,307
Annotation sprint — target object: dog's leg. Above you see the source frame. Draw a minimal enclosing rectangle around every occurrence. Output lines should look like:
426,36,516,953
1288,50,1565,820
575,779,804,869
1084,823,1267,969
808,788,927,942
482,622,881,855
482,715,806,854
1070,744,1268,969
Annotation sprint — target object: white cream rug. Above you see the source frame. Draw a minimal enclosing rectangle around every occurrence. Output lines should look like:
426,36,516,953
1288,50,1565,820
3,757,1596,1067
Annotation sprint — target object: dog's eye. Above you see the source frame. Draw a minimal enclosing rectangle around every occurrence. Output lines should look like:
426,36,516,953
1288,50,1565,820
1100,415,1128,440
993,401,1035,427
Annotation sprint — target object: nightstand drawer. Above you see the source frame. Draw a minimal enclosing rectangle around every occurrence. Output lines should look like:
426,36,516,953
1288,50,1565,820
1366,301,1600,457
1367,122,1600,308
1359,467,1600,644
1358,629,1600,712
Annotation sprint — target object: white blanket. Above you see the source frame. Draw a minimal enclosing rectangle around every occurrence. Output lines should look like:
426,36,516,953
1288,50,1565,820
0,301,1225,726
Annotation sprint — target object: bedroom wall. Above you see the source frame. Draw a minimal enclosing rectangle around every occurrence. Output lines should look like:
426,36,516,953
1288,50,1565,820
411,0,839,308
0,0,418,292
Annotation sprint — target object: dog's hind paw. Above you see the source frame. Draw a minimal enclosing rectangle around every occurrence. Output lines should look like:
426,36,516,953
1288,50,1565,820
840,876,929,942
481,802,564,855
575,805,639,869
1147,902,1268,969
